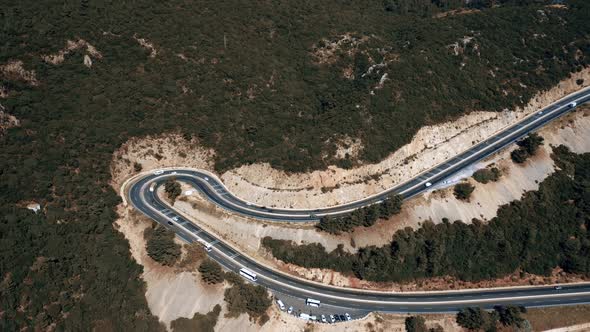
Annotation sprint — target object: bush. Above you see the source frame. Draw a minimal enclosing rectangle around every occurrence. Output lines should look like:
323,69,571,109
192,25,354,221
171,304,221,332
456,307,490,330
165,179,182,202
198,259,224,284
511,133,544,164
405,316,427,332
453,182,475,200
133,162,143,172
144,224,181,266
317,194,403,233
472,167,501,184
224,274,272,319
495,305,526,328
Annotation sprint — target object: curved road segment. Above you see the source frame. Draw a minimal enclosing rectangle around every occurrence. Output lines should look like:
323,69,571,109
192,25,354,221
127,88,590,313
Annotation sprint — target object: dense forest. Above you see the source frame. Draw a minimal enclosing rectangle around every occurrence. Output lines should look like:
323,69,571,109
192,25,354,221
263,146,590,282
0,0,588,329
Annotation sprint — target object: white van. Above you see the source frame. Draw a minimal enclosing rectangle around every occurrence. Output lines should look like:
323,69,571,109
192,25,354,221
276,299,285,311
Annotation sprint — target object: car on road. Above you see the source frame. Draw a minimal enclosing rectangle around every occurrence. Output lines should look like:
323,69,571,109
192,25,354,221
329,314,335,323
299,313,310,321
276,299,286,311
321,315,327,323
555,285,563,290
172,216,179,221
569,101,577,108
153,169,164,175
425,182,432,187
287,306,293,314
204,176,209,181
167,221,174,226
345,313,352,321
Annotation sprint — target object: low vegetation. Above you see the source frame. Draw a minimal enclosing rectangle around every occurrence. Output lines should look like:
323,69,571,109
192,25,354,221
263,146,590,283
472,167,501,184
198,259,225,285
144,223,181,266
170,304,221,332
165,179,182,203
318,194,403,233
453,182,475,200
510,133,545,164
456,306,528,331
223,273,272,321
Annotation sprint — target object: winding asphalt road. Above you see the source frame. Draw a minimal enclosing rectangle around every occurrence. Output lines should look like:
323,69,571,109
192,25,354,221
127,88,590,313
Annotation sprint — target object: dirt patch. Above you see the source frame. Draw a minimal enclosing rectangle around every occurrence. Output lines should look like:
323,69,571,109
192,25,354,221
434,8,480,19
41,39,102,66
310,33,369,65
134,34,158,58
0,60,39,86
0,107,19,135
110,133,215,191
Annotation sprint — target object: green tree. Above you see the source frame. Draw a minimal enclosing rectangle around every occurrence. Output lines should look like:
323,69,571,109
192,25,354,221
517,133,544,155
224,275,272,319
494,305,526,328
165,179,182,202
454,182,475,200
472,167,501,184
198,259,225,284
456,307,488,330
171,305,221,332
405,315,427,332
145,224,181,266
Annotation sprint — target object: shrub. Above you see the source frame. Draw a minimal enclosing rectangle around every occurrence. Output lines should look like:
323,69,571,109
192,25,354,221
453,182,475,200
224,274,272,319
456,307,489,330
144,224,181,266
198,259,224,284
511,133,544,164
165,179,182,202
472,167,501,184
405,316,427,332
317,194,403,233
170,304,221,332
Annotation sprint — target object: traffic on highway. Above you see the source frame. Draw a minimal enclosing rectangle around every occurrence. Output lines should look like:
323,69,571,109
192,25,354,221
126,88,590,317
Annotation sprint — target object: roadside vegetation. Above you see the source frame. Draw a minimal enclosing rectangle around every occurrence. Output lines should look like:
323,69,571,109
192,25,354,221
472,167,502,184
0,0,588,329
170,305,221,332
318,194,403,233
223,273,272,323
198,259,225,285
456,306,528,331
263,146,590,283
510,133,545,164
405,316,443,332
453,182,475,200
144,223,182,266
164,179,182,203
